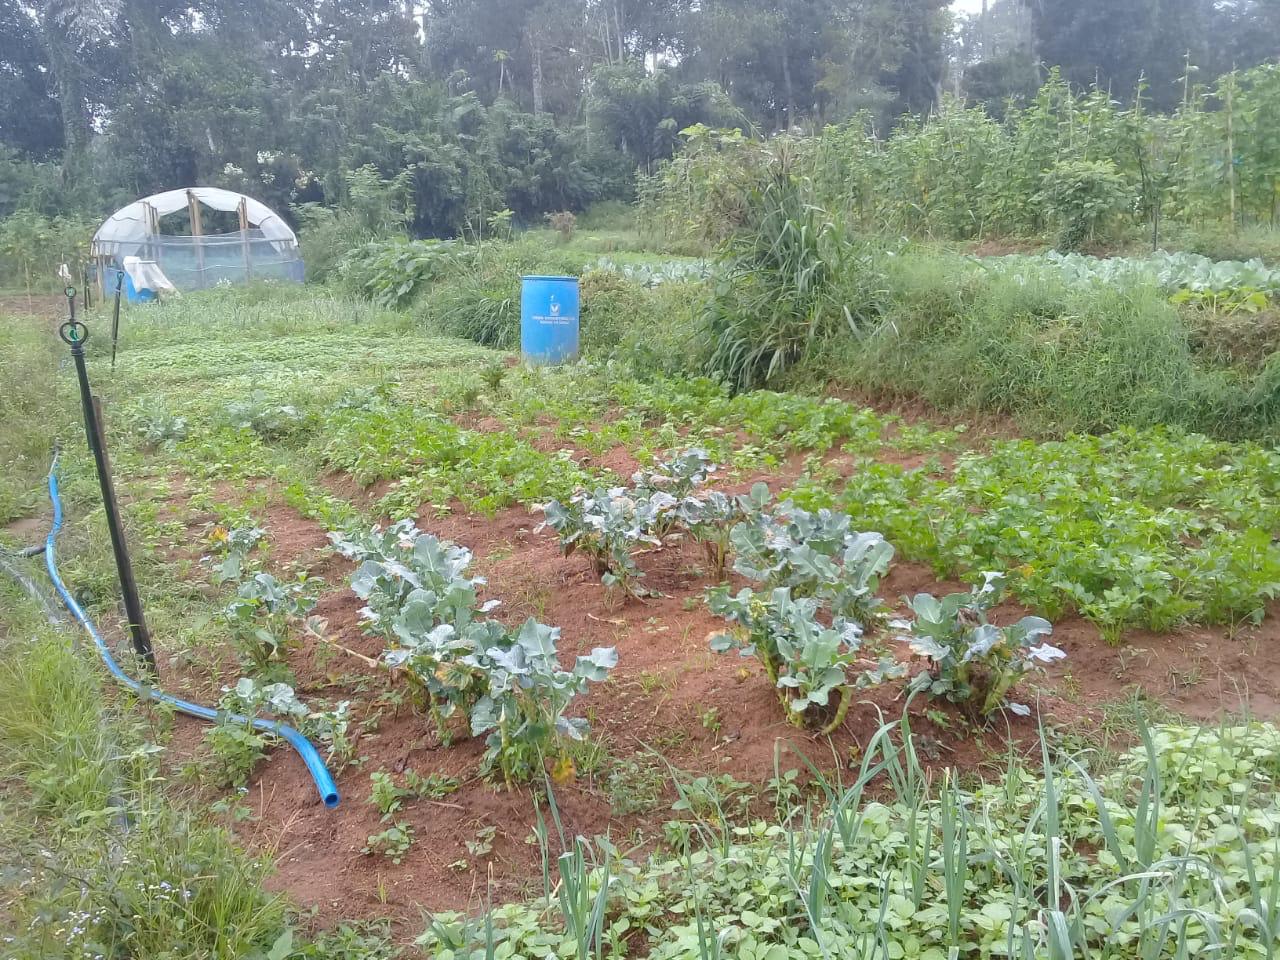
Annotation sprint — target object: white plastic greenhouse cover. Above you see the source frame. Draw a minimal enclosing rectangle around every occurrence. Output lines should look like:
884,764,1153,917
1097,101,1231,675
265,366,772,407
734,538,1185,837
91,187,298,257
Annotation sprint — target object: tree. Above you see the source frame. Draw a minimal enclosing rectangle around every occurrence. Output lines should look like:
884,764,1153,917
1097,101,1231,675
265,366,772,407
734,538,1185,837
1032,0,1213,111
0,1,63,158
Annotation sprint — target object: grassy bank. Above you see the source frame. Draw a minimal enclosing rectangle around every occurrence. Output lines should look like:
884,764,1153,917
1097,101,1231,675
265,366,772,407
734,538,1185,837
809,252,1280,441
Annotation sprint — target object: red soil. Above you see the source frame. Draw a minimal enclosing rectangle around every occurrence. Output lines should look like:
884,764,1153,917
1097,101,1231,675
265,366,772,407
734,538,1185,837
145,474,1280,932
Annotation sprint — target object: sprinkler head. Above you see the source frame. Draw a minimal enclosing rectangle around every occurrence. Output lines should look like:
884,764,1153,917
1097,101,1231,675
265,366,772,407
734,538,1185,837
58,319,89,345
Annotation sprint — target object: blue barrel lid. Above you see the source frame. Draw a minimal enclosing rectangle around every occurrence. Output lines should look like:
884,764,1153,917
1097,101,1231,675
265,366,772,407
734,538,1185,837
522,274,578,282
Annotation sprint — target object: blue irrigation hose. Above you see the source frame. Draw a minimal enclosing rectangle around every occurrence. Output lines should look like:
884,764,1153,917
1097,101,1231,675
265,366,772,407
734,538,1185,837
44,461,340,809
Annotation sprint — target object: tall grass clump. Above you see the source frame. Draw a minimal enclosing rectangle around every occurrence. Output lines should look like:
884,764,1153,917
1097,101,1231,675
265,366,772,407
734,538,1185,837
0,628,294,958
0,316,71,524
416,237,585,348
701,161,882,393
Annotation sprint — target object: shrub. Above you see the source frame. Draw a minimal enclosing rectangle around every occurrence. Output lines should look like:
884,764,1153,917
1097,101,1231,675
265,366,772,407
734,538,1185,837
337,238,472,307
547,210,577,242
1038,159,1132,252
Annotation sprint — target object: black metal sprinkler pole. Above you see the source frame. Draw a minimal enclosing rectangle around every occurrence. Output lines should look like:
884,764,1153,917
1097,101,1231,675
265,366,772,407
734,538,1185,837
110,271,124,372
59,288,157,673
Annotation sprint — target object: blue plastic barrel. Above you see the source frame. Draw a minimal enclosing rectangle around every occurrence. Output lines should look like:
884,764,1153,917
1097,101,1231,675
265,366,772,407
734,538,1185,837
521,275,579,365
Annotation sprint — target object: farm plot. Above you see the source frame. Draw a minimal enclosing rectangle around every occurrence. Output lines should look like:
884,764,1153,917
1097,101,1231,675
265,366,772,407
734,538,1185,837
5,287,1280,954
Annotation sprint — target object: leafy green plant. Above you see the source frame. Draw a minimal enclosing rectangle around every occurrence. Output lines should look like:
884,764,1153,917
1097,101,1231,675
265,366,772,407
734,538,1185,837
708,587,900,733
333,521,616,784
223,391,307,440
486,208,515,241
364,823,414,864
470,618,618,784
541,487,671,598
369,769,459,821
894,572,1064,717
791,427,1280,636
211,677,354,769
544,448,727,593
338,238,471,307
676,489,754,579
222,572,318,677
632,448,717,501
202,679,301,788
369,770,408,819
730,500,895,624
405,769,459,800
133,405,189,449
210,523,266,582
204,717,269,788
1170,284,1270,316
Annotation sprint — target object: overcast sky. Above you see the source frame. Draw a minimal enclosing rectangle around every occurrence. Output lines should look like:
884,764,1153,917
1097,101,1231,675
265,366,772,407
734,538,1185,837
952,0,986,14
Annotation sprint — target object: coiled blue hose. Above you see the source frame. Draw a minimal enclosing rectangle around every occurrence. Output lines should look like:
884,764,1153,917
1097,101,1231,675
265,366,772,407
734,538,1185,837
44,461,340,808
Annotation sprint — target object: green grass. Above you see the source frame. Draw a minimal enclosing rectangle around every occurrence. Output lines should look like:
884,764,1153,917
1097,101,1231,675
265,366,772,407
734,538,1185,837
0,316,73,524
796,248,1280,444
0,615,293,958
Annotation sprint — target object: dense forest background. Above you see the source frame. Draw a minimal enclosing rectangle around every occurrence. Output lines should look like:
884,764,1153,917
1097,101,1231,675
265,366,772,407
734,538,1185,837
1,0,1277,239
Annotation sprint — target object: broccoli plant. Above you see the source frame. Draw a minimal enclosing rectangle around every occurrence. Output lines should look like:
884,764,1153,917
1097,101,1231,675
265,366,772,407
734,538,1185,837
210,523,266,582
678,482,771,580
203,678,304,787
222,572,318,678
708,586,902,733
540,487,672,598
544,449,743,592
729,501,894,623
218,677,355,768
632,448,717,529
331,520,616,784
893,572,1065,718
470,618,617,784
331,522,495,632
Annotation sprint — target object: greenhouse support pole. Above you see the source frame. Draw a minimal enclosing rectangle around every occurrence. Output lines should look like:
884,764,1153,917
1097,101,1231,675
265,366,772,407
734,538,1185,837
238,197,253,281
59,304,156,673
187,190,206,281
